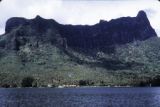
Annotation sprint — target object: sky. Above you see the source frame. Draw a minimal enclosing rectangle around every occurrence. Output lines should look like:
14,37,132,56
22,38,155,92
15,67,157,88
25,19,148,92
0,0,160,36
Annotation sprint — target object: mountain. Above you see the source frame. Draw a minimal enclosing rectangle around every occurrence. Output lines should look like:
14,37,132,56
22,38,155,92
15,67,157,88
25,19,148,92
0,10,159,87
3,11,157,51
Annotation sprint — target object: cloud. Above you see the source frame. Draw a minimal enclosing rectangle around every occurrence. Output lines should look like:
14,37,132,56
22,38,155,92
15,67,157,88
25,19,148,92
0,0,160,36
144,8,157,17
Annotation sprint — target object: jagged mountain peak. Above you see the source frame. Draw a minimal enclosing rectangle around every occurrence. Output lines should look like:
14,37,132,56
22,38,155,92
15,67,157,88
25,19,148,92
0,10,160,87
5,17,27,33
35,15,43,19
1,10,157,52
137,10,147,18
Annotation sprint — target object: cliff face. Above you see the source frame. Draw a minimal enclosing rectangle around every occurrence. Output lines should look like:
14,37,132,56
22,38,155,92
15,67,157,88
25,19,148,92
59,11,157,50
2,10,157,52
0,10,160,86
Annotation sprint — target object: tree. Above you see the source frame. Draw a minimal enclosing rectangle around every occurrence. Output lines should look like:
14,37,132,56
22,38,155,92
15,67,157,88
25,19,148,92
21,76,35,87
150,75,160,86
78,80,94,86
79,80,87,86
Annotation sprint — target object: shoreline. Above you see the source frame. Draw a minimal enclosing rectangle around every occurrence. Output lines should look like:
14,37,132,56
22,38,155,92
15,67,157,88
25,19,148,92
0,85,157,89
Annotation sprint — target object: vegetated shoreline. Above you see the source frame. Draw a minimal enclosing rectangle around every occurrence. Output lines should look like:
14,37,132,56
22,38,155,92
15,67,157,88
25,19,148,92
1,84,158,89
1,76,160,88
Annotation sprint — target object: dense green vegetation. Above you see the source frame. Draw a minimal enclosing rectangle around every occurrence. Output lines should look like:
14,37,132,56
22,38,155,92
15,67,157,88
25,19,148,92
21,76,35,87
0,26,160,87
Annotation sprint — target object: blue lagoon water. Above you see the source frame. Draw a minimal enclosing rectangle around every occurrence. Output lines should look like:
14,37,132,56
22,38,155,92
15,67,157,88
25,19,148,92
0,87,160,107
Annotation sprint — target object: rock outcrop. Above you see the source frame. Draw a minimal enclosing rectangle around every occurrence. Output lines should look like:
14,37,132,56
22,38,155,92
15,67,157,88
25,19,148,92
2,10,157,52
0,10,159,86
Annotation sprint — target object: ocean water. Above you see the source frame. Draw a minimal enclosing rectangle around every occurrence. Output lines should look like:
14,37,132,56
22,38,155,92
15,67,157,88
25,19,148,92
0,87,160,107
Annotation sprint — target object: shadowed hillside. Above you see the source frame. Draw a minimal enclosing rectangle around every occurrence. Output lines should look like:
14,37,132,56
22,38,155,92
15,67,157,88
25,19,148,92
0,10,159,87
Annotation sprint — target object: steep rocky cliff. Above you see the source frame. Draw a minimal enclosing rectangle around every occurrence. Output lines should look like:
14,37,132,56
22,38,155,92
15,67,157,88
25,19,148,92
0,10,159,87
1,10,157,52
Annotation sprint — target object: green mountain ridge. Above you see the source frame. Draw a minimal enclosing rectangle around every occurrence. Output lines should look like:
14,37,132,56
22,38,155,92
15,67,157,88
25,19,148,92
0,28,160,87
0,12,159,87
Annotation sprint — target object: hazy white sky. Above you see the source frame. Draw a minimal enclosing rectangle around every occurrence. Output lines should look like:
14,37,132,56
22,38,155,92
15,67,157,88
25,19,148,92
0,0,160,36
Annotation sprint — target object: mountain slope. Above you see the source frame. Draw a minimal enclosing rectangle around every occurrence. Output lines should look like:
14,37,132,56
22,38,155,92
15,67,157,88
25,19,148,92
3,10,157,52
0,10,159,87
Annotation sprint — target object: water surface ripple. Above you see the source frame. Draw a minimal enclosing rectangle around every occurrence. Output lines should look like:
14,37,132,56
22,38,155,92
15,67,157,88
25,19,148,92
0,87,160,107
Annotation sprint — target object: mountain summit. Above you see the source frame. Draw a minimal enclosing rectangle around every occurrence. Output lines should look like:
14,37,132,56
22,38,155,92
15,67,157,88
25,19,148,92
0,10,159,87
2,10,157,52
